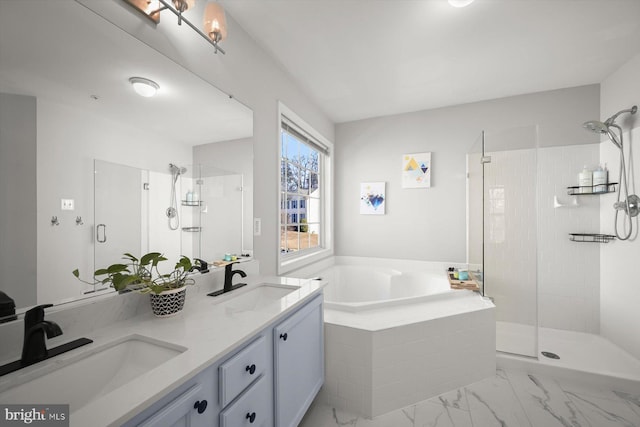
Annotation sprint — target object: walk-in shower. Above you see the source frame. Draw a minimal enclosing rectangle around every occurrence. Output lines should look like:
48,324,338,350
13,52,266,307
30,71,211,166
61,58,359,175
583,105,639,240
167,163,187,230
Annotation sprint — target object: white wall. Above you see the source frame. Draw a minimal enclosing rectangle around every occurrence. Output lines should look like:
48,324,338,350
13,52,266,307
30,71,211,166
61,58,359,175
0,93,37,309
599,52,640,359
335,85,600,262
79,0,335,276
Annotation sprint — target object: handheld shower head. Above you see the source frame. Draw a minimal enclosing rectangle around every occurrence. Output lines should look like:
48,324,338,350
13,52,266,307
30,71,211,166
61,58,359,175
582,105,637,149
169,163,187,174
583,120,609,134
604,105,637,126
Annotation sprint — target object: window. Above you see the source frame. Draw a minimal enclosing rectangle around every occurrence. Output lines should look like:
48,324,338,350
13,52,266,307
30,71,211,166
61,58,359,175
279,103,333,273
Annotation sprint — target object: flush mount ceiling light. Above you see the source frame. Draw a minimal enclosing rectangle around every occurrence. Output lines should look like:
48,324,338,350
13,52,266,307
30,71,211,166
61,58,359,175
448,0,475,7
129,77,160,97
124,0,227,54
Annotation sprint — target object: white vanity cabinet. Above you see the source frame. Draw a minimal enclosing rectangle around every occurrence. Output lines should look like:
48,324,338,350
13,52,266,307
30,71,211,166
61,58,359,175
218,335,273,427
274,294,324,427
125,293,323,427
123,365,216,427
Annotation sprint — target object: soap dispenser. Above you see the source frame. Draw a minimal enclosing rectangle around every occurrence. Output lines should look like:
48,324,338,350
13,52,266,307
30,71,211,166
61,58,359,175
592,163,608,193
578,165,592,194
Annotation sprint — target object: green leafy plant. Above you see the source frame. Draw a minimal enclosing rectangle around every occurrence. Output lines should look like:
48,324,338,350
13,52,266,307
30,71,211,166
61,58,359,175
73,252,196,295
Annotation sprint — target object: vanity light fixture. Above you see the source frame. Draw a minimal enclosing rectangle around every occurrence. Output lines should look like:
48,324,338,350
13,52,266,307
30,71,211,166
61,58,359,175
448,0,475,7
123,0,227,54
129,77,160,97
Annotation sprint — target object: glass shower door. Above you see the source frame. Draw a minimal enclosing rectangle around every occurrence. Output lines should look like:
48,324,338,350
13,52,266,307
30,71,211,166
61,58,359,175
482,126,538,358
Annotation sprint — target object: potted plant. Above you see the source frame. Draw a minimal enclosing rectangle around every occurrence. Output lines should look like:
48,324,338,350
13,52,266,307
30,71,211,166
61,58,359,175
73,252,197,317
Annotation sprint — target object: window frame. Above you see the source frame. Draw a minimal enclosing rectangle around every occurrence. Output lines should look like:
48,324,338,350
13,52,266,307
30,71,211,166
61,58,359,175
277,102,333,275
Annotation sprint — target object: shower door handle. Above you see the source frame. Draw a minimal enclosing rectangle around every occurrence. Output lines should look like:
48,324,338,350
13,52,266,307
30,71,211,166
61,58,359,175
96,224,107,243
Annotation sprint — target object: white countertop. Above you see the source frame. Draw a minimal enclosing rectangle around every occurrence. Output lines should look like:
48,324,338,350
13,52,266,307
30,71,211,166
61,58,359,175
0,275,325,427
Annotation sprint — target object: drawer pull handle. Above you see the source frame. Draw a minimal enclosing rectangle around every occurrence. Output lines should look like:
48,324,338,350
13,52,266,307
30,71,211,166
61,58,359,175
280,333,288,341
246,364,256,375
193,400,208,414
246,412,256,423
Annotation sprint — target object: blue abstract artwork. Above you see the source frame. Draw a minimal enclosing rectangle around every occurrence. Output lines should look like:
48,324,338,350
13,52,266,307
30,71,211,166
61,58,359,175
360,182,386,215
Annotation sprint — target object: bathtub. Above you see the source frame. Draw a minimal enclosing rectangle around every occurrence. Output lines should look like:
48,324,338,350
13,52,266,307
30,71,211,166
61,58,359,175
320,265,456,312
302,257,495,419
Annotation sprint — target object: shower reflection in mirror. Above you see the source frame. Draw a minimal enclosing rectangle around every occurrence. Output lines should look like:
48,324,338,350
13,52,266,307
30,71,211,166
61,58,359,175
94,160,244,273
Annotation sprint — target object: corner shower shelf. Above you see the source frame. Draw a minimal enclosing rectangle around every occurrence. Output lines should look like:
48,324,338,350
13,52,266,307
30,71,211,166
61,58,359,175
566,183,617,196
181,200,203,206
569,233,616,243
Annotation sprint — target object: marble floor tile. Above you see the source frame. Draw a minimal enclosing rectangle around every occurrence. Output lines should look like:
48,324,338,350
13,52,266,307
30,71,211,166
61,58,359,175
300,368,640,427
414,400,473,427
505,370,591,427
563,389,640,427
464,370,533,427
612,390,640,418
426,388,470,412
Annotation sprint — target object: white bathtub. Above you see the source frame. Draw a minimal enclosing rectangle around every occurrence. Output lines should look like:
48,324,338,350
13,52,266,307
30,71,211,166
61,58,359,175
320,265,455,311
299,257,495,419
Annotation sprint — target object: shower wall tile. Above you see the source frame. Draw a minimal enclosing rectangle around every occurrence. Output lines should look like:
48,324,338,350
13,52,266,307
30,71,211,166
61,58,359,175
538,144,600,333
484,143,600,335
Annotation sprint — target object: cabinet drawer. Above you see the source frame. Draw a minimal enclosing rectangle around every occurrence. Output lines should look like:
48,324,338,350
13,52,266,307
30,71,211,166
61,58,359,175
220,375,271,427
219,335,267,407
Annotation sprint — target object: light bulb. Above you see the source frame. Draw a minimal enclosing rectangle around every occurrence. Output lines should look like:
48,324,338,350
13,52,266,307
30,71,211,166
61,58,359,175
203,2,227,42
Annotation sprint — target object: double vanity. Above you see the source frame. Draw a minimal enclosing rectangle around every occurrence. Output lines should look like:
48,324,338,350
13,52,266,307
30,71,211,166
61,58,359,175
0,275,325,427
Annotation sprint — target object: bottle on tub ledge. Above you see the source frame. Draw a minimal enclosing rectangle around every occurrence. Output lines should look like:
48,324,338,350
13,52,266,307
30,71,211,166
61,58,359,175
592,163,608,193
578,165,593,194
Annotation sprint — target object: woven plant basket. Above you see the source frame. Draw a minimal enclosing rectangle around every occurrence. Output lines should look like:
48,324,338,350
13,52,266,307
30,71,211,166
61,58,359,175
149,286,187,318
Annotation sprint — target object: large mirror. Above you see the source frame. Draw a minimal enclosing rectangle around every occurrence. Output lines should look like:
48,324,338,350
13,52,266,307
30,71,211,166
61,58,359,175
0,0,253,315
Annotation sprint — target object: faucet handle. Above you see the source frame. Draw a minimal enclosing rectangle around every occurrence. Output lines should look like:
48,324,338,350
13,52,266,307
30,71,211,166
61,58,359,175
24,304,54,324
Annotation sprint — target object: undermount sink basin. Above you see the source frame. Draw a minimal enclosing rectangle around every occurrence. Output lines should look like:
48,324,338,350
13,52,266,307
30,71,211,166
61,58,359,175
0,335,186,412
222,284,299,313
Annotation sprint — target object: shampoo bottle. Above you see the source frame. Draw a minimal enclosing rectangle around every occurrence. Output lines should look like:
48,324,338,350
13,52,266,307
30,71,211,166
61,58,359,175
592,163,608,193
578,165,592,194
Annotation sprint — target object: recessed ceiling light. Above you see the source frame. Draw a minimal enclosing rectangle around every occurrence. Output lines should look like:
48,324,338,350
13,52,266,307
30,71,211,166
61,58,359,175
448,0,475,7
129,77,160,97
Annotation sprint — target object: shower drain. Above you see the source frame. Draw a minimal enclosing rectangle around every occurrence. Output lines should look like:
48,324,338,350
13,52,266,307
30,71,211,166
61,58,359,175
541,351,560,360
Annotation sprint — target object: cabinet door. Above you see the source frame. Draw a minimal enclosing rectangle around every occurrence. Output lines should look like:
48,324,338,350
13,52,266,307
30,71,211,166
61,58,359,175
274,295,324,427
132,368,215,427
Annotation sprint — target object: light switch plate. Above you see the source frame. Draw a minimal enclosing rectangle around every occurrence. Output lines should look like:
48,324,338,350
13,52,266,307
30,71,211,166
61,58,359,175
254,218,261,236
61,199,74,210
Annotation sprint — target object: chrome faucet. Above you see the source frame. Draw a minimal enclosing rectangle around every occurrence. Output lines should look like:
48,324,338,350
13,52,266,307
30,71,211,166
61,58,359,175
208,262,247,297
21,304,62,364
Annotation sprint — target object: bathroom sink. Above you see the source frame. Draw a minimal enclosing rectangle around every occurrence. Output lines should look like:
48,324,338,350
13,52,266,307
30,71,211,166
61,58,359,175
222,284,299,313
0,335,186,412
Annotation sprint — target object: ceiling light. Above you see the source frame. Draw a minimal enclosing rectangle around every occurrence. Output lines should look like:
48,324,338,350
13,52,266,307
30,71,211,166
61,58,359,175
129,77,160,97
124,0,227,54
448,0,475,7
203,2,227,44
